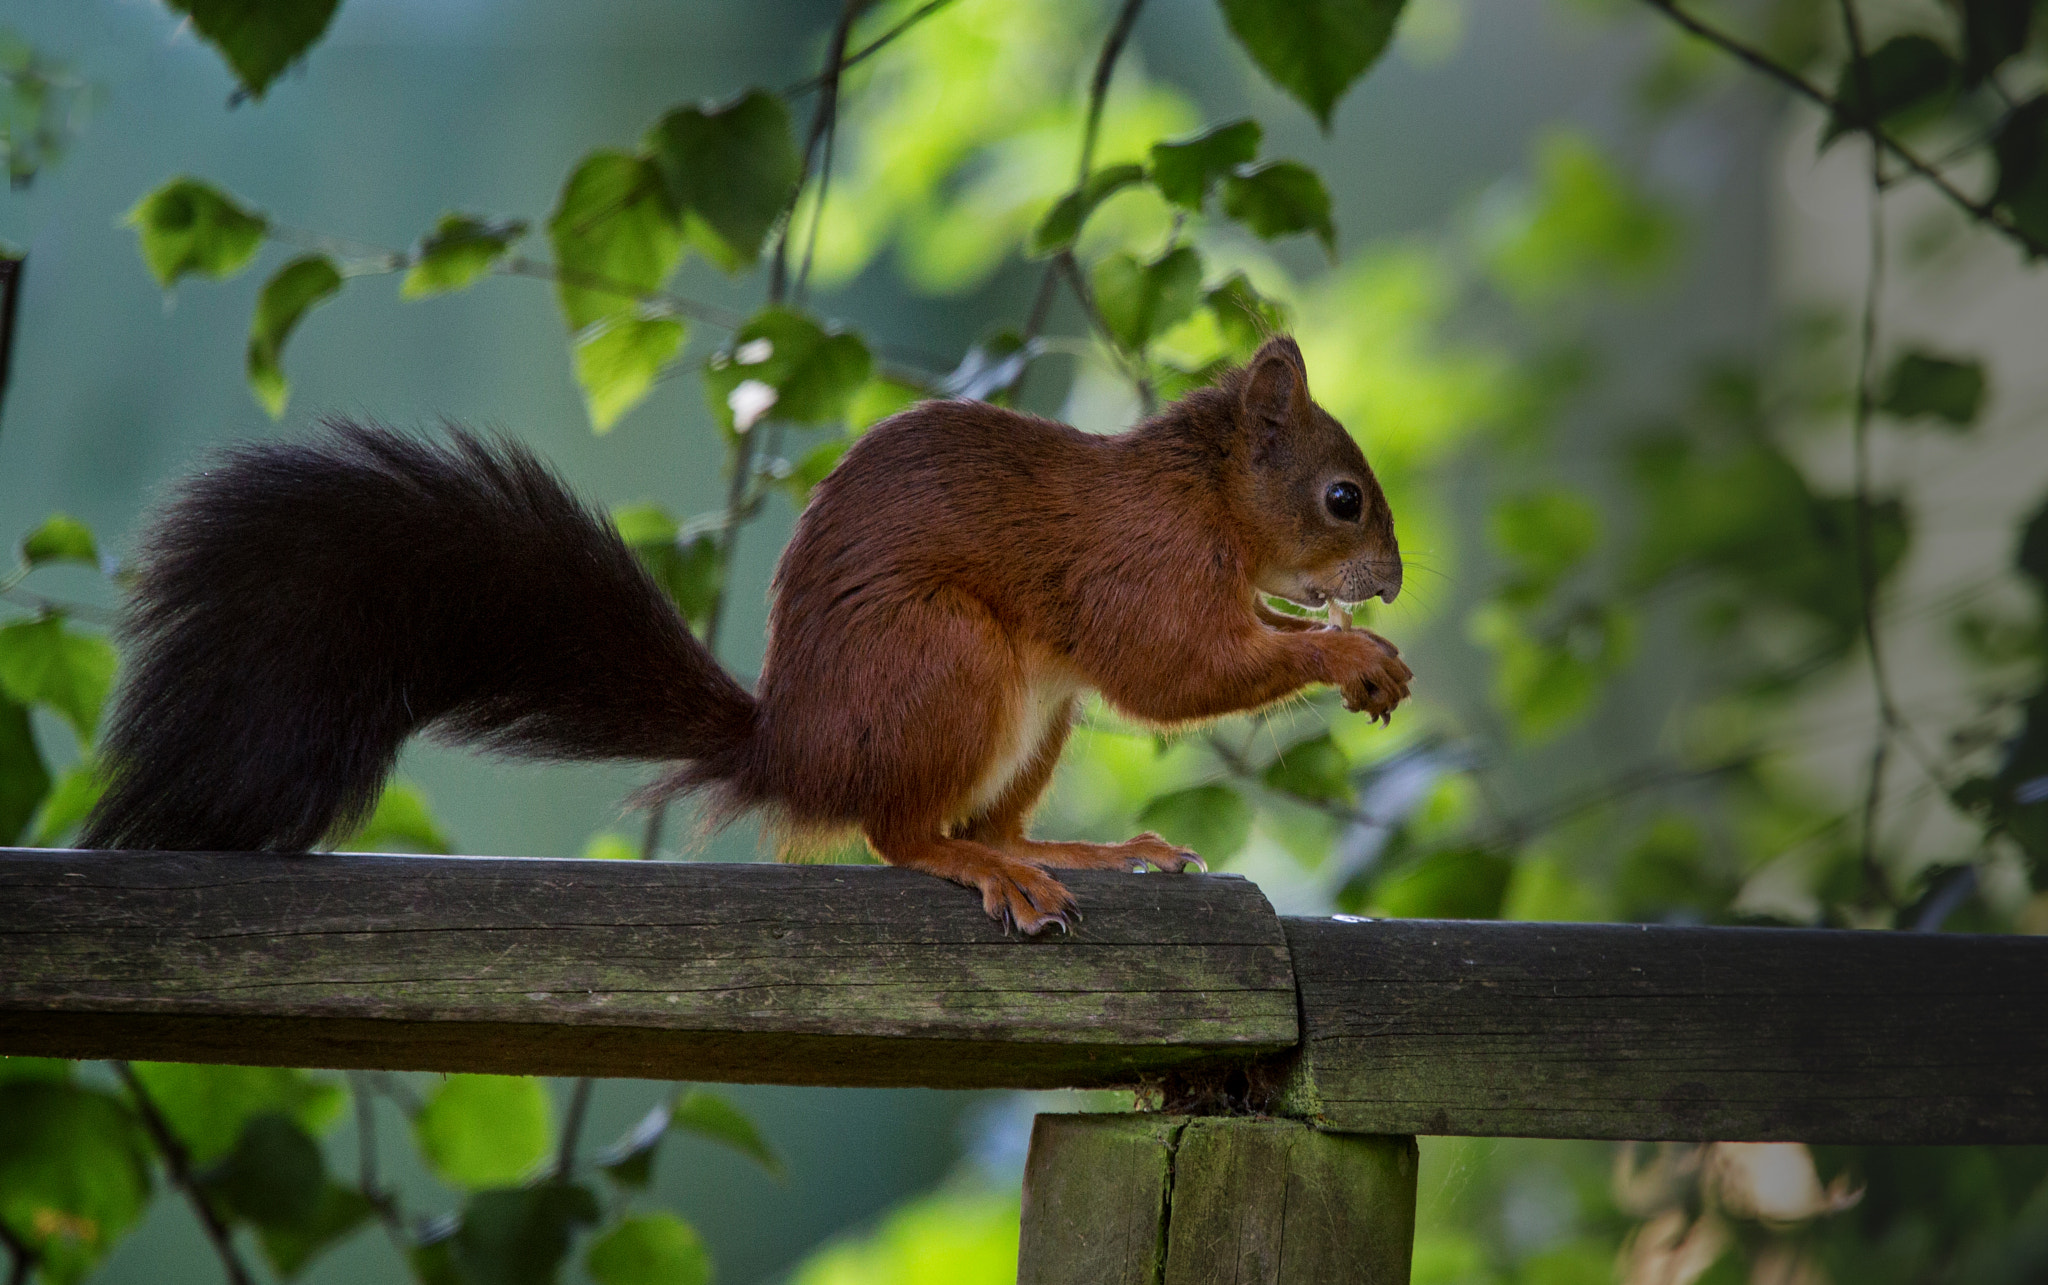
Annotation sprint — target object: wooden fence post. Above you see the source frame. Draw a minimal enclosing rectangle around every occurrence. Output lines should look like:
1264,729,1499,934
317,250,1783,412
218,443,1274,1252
1018,1114,1417,1285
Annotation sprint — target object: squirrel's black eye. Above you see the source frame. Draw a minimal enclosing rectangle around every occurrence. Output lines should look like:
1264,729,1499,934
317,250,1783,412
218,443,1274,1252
1325,480,1363,522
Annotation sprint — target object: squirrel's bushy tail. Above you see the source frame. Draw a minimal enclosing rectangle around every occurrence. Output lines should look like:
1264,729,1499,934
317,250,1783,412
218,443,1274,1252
82,420,757,852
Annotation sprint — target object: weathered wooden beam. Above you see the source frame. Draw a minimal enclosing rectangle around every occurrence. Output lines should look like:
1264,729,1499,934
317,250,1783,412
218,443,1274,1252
0,849,1298,1086
1017,1114,1416,1285
10,850,2048,1146
1278,916,2048,1144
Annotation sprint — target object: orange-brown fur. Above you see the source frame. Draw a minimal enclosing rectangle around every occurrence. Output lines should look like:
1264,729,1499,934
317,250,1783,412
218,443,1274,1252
668,336,1411,932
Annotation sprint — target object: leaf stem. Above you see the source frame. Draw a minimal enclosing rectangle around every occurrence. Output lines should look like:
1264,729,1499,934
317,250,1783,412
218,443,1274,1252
115,1061,256,1285
782,0,959,97
1837,0,1898,907
0,1220,36,1285
555,1077,595,1179
1005,0,1148,402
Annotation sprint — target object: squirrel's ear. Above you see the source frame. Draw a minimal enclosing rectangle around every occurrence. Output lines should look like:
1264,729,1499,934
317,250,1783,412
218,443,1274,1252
1241,335,1308,429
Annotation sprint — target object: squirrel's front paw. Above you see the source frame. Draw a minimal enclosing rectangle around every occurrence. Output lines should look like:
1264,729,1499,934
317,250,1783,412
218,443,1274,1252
1337,631,1413,723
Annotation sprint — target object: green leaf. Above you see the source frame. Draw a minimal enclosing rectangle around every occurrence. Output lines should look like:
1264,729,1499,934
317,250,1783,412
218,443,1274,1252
1372,845,1512,919
573,314,687,433
336,779,454,854
0,1058,70,1086
580,832,641,861
1824,35,1956,145
1217,0,1407,129
1204,273,1289,361
452,1183,600,1285
1091,244,1203,353
128,1064,343,1167
162,0,341,99
204,1114,326,1230
0,1082,152,1285
593,1102,666,1190
1220,161,1335,254
1485,132,1674,303
1992,97,2048,250
645,89,801,272
703,307,873,432
414,1075,552,1190
1959,0,2032,85
786,439,852,506
0,697,49,845
1469,601,1634,741
403,215,525,299
1491,489,1600,593
1262,732,1354,804
1138,784,1254,861
247,254,343,418
410,1223,464,1285
0,616,117,744
29,759,103,847
846,377,921,431
125,177,266,288
586,1213,712,1285
1880,351,1986,428
612,504,721,631
669,1090,780,1176
20,514,99,569
2019,492,2048,592
1150,120,1262,210
257,1182,374,1280
1031,163,1146,255
549,151,684,331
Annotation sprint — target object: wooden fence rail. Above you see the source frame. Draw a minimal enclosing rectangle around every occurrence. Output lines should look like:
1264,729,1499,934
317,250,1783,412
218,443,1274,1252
8,846,2044,1285
4,847,2041,1147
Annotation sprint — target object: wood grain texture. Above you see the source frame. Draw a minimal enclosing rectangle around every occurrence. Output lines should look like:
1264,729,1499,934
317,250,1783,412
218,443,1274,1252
1279,917,2048,1144
1017,1115,1416,1285
0,850,1297,1086
1162,1122,1416,1285
1018,1114,1184,1285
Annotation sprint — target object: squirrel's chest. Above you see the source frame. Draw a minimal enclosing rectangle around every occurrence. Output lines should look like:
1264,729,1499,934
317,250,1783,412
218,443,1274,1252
961,666,1087,820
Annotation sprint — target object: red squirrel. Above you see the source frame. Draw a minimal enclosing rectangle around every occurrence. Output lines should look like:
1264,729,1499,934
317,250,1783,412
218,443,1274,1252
83,335,1410,932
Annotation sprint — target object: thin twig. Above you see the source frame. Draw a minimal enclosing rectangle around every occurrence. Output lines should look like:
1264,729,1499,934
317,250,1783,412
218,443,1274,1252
782,0,959,97
705,0,865,658
116,1062,256,1285
555,1078,595,1179
1004,0,1148,402
1637,0,2048,259
772,0,868,304
1837,0,1897,906
0,253,24,439
0,1220,35,1285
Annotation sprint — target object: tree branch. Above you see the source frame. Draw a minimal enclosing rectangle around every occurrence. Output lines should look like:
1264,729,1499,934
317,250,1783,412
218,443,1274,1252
0,1219,36,1285
115,1062,255,1285
703,4,866,656
554,1077,594,1180
781,0,959,97
1005,0,1148,401
1836,0,1898,907
1637,0,2048,259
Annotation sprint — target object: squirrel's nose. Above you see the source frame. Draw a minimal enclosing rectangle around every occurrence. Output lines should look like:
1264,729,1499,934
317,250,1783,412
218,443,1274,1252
1339,554,1401,606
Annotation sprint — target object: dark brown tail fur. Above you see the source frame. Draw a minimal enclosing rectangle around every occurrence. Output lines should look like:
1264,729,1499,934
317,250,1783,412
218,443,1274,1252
82,420,756,852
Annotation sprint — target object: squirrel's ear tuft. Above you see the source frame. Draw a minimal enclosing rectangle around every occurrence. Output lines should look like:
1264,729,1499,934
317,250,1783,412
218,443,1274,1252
1241,335,1308,429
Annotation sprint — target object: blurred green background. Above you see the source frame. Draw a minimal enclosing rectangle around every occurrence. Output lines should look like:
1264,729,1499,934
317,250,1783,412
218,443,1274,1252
3,0,2046,1282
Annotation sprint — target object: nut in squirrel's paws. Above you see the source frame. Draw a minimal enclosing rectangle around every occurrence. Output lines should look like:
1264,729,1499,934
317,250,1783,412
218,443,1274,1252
1339,632,1412,724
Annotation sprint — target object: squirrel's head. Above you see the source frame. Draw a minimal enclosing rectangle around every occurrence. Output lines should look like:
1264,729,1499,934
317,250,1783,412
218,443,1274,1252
1227,335,1401,609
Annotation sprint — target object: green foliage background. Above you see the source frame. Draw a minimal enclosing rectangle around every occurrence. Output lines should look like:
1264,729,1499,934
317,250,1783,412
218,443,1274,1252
3,0,2048,1282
